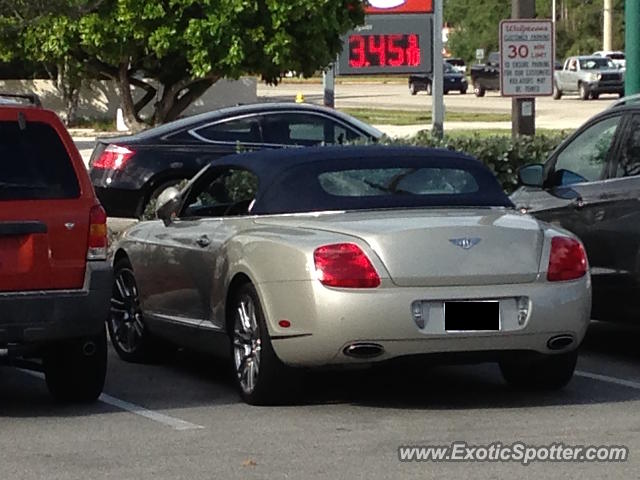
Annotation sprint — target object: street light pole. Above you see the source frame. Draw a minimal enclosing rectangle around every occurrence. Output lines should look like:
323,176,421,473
432,0,444,138
603,0,613,51
627,0,640,95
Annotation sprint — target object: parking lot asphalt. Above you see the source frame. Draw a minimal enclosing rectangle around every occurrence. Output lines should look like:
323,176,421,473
1,321,640,479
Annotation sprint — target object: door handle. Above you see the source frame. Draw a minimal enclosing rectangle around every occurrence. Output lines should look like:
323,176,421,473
196,235,211,248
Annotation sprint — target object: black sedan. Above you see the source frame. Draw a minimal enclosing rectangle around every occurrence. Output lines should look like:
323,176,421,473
89,103,382,218
408,63,468,96
511,95,640,323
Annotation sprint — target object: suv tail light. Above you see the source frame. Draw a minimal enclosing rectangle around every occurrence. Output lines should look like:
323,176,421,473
314,243,380,288
93,144,135,170
88,205,108,260
547,237,587,282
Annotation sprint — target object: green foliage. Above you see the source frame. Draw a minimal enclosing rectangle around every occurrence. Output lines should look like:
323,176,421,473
1,1,365,125
381,131,568,192
445,0,625,64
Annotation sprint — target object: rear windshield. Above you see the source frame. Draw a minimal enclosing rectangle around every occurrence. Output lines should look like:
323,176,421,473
0,121,79,200
607,53,625,60
254,155,512,214
445,59,465,66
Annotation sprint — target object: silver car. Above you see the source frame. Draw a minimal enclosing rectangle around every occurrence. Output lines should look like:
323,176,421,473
108,146,591,405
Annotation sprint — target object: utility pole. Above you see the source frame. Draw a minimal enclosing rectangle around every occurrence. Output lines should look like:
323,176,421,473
511,0,535,137
627,0,640,95
603,0,613,51
432,0,444,138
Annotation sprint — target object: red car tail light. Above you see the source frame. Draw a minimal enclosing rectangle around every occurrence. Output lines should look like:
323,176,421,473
87,205,108,260
314,243,380,288
547,237,587,282
93,144,135,170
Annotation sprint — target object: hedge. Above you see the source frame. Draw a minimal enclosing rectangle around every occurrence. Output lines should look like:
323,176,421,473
381,131,569,192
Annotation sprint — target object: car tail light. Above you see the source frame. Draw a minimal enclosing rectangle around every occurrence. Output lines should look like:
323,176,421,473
314,243,380,288
87,205,108,260
547,237,587,282
92,144,135,170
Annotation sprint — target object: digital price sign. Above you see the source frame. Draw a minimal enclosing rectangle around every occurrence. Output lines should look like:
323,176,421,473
337,13,432,75
348,33,421,69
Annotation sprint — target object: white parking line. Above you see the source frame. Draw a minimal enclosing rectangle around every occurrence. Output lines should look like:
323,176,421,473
19,369,204,431
576,370,640,390
98,393,204,431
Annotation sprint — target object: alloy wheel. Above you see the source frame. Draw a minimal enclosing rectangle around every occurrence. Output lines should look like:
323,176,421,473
109,268,145,354
233,294,262,394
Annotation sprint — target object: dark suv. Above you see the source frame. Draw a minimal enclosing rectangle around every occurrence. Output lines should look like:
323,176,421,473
0,94,110,402
511,94,640,322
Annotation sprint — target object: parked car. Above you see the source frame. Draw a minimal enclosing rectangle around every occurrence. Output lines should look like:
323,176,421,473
593,50,626,70
408,62,468,95
511,94,640,323
444,57,467,75
89,103,382,219
470,51,500,97
110,145,591,405
0,93,110,402
553,56,624,100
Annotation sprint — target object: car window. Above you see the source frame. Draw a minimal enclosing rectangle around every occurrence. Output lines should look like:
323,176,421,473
580,58,615,70
0,121,79,201
568,59,577,71
615,115,640,178
192,117,262,143
551,115,621,185
319,168,479,197
261,113,360,146
182,168,258,218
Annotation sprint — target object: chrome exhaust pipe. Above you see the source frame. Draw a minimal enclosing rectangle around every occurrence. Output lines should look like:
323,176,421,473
82,341,97,356
343,342,385,359
547,335,575,351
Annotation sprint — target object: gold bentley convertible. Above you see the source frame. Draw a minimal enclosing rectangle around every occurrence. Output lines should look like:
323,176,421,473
108,146,591,404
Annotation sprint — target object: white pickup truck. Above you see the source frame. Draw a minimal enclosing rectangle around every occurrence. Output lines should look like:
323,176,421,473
553,56,624,100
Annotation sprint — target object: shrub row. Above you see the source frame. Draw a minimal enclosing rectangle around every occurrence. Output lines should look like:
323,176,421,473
382,131,569,192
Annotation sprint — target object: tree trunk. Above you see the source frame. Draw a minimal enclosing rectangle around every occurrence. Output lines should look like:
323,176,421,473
117,61,146,132
55,58,81,127
153,76,219,125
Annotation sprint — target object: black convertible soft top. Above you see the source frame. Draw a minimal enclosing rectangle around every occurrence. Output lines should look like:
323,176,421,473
208,146,514,215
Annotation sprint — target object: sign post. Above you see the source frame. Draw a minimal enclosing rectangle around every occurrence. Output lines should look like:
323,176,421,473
505,0,542,137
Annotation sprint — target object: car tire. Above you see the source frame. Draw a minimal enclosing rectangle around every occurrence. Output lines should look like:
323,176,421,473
579,83,590,100
474,85,486,97
499,350,578,391
230,283,299,405
107,258,172,363
591,92,600,100
409,82,418,96
43,328,107,403
460,88,467,95
552,83,562,100
425,82,432,96
139,179,185,220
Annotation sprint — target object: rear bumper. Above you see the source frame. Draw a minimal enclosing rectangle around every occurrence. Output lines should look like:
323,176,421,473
0,262,112,354
94,186,144,219
258,276,591,367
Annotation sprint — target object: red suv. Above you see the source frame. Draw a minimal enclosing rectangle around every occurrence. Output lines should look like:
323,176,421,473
0,94,110,402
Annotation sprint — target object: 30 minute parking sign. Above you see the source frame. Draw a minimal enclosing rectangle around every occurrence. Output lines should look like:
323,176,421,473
499,19,554,97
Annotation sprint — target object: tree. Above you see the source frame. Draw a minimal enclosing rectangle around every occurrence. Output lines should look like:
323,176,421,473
2,1,364,129
444,0,625,64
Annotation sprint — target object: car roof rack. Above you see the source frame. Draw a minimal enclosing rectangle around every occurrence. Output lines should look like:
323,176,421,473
0,92,42,107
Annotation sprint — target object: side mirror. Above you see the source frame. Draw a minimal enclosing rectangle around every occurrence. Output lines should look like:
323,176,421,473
518,164,544,188
155,187,181,226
